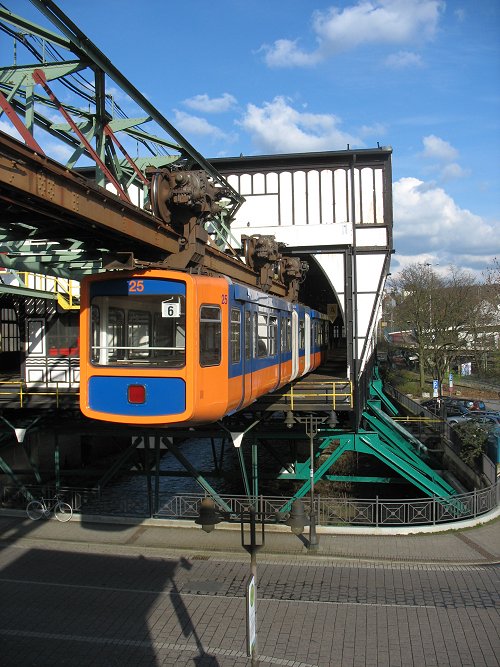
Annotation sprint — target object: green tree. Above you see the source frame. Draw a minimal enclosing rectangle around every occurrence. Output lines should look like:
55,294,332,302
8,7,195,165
452,421,488,466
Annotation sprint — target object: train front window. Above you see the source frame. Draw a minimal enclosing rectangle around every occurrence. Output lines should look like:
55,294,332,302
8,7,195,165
128,310,151,359
90,293,186,367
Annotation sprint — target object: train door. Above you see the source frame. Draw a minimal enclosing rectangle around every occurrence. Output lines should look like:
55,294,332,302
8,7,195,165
290,310,299,381
229,304,245,412
243,305,253,404
304,312,311,374
269,311,280,389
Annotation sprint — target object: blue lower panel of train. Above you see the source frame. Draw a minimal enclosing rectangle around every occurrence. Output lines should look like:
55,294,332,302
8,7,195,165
88,376,186,417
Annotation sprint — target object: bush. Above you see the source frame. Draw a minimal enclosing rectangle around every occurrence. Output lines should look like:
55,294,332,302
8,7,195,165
452,422,488,466
384,369,421,396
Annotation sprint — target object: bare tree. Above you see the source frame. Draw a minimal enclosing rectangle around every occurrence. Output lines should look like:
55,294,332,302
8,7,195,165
389,263,488,393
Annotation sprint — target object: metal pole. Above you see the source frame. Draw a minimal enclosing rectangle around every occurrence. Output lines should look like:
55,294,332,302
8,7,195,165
249,509,258,583
247,509,258,666
308,416,319,551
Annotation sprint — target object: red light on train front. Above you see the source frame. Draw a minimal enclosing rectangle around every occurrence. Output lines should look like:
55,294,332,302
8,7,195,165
128,384,146,404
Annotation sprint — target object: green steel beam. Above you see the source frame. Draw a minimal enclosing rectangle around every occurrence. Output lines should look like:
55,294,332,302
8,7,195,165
95,437,144,490
365,400,427,456
0,7,72,49
355,434,464,515
161,437,231,512
362,407,458,498
369,368,399,416
324,475,399,483
0,61,85,85
0,456,35,501
279,426,462,515
29,0,244,209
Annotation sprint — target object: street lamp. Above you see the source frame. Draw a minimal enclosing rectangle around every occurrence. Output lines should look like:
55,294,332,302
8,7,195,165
194,497,222,533
285,499,308,535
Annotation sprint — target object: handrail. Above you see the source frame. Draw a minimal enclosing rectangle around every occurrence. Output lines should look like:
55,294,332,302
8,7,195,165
287,381,353,410
16,271,80,309
0,380,78,408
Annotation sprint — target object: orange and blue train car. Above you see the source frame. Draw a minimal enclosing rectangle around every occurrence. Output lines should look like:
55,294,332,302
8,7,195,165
79,269,329,426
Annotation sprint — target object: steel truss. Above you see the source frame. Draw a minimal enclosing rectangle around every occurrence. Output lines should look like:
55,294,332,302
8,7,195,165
0,0,244,269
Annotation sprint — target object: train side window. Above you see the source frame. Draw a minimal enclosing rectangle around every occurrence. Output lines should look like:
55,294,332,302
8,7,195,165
245,311,252,360
128,310,151,359
281,316,291,353
257,312,268,357
269,315,278,355
299,319,305,349
231,308,241,364
200,305,221,367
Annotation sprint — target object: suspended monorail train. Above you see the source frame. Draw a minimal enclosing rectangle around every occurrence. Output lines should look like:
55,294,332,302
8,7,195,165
79,269,329,425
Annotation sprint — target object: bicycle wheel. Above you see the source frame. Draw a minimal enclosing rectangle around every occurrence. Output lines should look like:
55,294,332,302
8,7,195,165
26,500,45,520
54,501,73,522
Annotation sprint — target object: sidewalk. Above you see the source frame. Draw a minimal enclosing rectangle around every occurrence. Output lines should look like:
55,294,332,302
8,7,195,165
0,509,499,667
1,507,499,565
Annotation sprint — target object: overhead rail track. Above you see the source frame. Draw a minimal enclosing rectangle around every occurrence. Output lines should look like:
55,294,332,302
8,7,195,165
0,1,303,293
0,130,289,293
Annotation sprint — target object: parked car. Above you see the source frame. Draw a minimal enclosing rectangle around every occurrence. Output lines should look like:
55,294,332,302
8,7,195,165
420,399,469,420
445,397,486,411
464,413,500,429
446,410,472,426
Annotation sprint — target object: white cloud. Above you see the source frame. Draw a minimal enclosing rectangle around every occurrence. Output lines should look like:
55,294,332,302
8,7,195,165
440,162,469,181
0,120,22,141
183,93,237,114
420,135,469,182
45,142,74,163
262,39,321,68
392,177,500,274
385,50,423,68
0,120,73,164
172,110,234,141
359,122,387,138
239,96,362,153
263,0,444,67
422,134,459,161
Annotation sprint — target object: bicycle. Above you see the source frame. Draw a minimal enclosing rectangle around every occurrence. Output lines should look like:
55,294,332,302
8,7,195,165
26,495,73,522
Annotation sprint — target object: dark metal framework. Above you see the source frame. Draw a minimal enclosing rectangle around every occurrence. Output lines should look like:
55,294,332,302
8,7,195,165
0,0,245,273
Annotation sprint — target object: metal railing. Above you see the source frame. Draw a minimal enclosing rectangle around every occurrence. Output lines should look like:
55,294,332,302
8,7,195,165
0,379,78,407
287,380,353,410
2,483,498,527
17,272,80,309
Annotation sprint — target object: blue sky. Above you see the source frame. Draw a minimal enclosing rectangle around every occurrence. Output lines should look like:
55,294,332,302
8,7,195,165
5,0,500,279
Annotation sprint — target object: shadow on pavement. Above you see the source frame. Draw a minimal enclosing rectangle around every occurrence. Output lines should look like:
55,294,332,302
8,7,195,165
0,540,224,665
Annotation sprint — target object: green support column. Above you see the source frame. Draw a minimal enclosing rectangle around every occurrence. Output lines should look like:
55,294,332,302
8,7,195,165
162,437,232,512
251,437,259,500
154,435,161,515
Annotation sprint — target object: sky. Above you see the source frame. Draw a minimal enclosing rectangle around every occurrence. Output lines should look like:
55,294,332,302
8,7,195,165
4,0,500,280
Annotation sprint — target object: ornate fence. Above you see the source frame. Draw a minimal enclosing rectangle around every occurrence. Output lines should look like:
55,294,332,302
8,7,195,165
3,481,498,527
